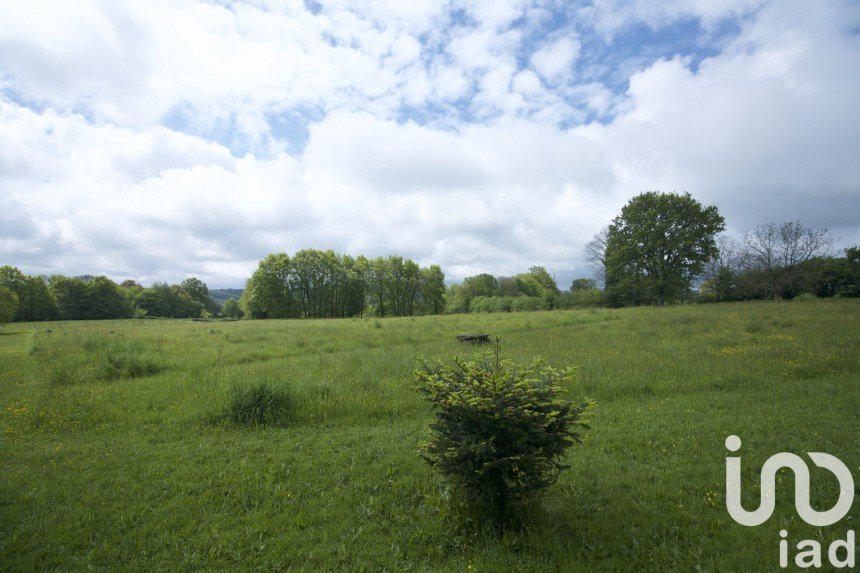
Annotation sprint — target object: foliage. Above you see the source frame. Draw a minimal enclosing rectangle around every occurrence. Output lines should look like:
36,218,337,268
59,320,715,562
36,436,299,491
466,295,554,313
223,382,295,426
0,286,18,326
794,292,817,301
511,267,559,299
0,268,219,321
0,266,59,321
559,288,605,309
221,298,244,319
510,296,545,312
697,264,740,303
181,277,220,315
497,276,521,297
699,247,859,302
50,275,133,320
242,250,444,319
462,273,500,302
741,221,835,299
242,253,293,318
469,295,511,313
135,282,201,318
419,265,447,314
605,192,725,306
415,342,592,521
443,284,469,314
448,267,561,314
523,266,560,295
570,278,598,291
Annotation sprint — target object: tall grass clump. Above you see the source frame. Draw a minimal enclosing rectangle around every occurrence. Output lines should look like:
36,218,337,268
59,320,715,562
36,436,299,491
101,341,164,380
224,381,295,426
415,341,593,525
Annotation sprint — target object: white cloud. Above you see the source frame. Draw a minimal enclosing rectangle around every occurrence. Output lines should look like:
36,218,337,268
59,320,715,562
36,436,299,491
1,0,858,288
580,0,768,40
583,0,860,235
531,37,581,83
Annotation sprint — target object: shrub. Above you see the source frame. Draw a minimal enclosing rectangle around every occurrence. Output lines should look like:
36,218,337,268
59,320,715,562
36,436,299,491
564,289,605,309
491,296,513,313
224,382,295,426
415,342,593,523
468,296,493,313
510,296,543,312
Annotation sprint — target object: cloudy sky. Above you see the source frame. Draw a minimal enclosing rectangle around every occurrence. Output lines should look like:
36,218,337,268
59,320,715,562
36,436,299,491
1,0,858,288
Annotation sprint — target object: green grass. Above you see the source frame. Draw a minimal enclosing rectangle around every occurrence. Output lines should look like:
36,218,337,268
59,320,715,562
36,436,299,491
0,300,857,571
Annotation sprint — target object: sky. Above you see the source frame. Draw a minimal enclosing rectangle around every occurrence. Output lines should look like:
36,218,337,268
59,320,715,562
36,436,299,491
1,0,859,288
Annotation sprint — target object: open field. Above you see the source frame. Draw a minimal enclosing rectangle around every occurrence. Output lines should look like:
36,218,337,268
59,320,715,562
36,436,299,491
1,300,857,571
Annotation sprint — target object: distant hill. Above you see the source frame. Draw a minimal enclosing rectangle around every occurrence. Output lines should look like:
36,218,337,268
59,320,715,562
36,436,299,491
210,289,244,304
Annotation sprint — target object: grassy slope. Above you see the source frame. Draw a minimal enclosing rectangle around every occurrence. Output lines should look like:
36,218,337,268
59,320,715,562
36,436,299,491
0,300,857,571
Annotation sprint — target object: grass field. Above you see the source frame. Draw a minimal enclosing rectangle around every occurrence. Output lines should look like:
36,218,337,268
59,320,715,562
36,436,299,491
1,300,857,571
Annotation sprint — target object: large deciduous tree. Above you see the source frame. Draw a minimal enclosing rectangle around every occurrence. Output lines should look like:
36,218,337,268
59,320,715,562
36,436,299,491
698,234,744,302
419,265,446,315
605,192,725,306
583,226,609,284
180,277,219,315
741,221,835,299
243,253,294,318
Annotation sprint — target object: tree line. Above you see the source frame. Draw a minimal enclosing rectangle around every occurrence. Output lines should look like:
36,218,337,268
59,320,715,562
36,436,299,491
443,266,563,314
0,248,447,324
0,267,224,324
696,224,858,302
240,250,445,319
449,192,858,313
3,194,857,324
575,193,858,307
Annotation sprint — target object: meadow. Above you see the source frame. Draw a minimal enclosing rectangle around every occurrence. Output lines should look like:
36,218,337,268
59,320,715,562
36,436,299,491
0,300,857,571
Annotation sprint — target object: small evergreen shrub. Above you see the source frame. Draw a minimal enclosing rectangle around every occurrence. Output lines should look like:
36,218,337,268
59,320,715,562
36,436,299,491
415,342,593,522
225,382,295,426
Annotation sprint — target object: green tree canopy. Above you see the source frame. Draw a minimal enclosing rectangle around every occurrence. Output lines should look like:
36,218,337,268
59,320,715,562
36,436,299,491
221,298,244,319
0,266,59,321
50,275,132,320
570,278,598,291
0,285,18,326
135,283,200,318
605,192,725,306
180,277,219,314
740,221,835,299
419,265,446,314
241,250,443,319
